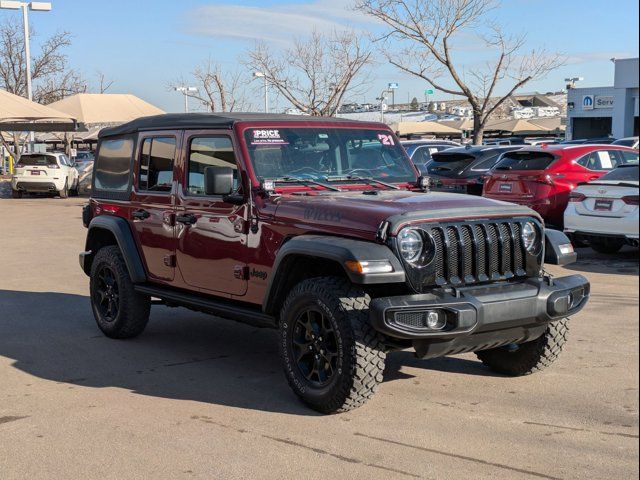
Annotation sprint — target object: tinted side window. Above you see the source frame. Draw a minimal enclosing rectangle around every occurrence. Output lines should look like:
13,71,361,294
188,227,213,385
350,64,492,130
621,150,639,164
577,150,620,171
471,153,500,171
412,147,432,164
187,137,237,195
94,138,134,192
139,137,176,192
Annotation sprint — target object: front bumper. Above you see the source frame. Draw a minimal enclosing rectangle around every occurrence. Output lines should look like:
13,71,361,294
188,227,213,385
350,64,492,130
369,274,589,358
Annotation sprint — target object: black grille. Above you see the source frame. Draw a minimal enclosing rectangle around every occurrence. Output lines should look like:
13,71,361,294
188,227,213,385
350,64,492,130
427,220,529,287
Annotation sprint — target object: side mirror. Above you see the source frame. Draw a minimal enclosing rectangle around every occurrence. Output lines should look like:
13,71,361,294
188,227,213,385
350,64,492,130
204,166,234,196
545,229,577,266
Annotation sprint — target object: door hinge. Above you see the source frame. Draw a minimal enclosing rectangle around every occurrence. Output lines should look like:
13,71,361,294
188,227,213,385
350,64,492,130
163,254,176,267
234,265,249,280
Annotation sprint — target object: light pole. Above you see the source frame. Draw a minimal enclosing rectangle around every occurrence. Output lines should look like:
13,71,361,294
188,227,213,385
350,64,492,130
376,89,390,123
564,77,584,90
254,72,268,113
1,1,53,150
174,86,198,113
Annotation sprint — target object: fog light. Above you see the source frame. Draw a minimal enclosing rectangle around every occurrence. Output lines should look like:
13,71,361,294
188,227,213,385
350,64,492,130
426,310,447,330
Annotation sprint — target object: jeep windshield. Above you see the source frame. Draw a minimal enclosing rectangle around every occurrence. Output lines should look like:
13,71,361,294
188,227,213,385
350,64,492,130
243,127,417,188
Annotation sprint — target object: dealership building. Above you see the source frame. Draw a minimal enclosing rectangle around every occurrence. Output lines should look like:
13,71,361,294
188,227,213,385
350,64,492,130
566,58,639,140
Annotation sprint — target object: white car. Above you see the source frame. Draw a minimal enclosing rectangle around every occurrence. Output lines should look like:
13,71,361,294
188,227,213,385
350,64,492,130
11,152,80,198
612,136,639,149
565,164,639,253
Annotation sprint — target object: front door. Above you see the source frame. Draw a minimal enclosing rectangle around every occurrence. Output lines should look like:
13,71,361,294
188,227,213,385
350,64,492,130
175,133,248,297
130,133,178,282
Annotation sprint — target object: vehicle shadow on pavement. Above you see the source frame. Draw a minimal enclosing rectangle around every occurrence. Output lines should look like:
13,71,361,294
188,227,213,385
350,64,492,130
0,290,501,413
564,247,639,276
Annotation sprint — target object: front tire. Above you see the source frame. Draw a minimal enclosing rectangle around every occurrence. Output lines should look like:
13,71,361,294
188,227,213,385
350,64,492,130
279,277,387,414
11,189,22,199
476,319,569,376
90,246,150,339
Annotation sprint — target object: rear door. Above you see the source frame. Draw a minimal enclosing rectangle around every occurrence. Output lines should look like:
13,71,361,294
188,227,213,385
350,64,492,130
129,132,179,283
175,131,248,297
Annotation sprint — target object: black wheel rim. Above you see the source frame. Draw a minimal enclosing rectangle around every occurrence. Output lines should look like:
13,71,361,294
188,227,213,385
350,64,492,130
292,307,339,387
94,266,120,322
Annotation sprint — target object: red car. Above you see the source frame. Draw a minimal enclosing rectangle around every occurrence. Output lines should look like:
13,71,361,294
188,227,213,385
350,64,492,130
483,144,639,227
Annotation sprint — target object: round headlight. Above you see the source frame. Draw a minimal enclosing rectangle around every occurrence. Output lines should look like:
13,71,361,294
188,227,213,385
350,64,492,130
522,222,538,253
398,228,423,263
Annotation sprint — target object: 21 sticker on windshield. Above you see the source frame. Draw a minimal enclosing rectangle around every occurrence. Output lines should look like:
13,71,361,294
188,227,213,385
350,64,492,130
377,134,395,146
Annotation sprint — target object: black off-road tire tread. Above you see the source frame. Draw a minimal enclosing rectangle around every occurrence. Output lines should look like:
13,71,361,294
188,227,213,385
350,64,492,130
279,276,387,414
476,319,569,376
90,246,150,339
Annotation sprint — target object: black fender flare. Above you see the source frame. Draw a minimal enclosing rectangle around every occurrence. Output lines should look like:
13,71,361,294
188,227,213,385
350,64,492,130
545,229,577,266
263,235,405,313
83,216,147,283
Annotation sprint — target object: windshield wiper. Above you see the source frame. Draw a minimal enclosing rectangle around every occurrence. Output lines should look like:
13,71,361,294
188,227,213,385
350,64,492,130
324,175,400,190
494,166,513,171
272,176,342,192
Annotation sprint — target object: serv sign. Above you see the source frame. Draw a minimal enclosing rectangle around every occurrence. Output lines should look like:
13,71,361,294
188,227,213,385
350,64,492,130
594,96,614,109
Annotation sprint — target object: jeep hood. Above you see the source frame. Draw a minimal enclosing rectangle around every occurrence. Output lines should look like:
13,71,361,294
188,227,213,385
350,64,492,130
272,190,540,238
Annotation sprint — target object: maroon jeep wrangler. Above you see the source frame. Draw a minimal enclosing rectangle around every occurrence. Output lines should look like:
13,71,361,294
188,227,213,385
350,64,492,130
80,113,589,414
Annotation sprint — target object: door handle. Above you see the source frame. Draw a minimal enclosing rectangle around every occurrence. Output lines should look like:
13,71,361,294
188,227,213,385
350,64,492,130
176,213,197,225
132,209,150,220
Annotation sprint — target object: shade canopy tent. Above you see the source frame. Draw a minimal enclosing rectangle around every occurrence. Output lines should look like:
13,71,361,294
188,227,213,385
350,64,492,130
483,118,550,135
528,117,566,134
439,119,475,132
0,88,77,132
390,121,461,137
46,93,165,126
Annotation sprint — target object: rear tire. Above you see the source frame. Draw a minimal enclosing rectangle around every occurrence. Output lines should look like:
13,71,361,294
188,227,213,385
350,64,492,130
590,238,624,254
279,276,387,414
475,319,569,376
11,189,22,199
90,246,150,339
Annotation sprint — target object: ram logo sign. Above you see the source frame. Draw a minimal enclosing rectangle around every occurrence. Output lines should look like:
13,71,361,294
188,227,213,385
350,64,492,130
582,95,594,110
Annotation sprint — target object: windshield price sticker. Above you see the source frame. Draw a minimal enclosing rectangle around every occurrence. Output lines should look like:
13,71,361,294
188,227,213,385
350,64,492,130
251,129,289,145
377,134,395,146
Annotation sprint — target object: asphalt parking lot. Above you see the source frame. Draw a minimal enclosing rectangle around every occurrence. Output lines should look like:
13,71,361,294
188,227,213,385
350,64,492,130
0,196,638,480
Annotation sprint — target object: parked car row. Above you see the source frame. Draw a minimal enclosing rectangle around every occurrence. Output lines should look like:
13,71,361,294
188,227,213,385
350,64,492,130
400,140,639,254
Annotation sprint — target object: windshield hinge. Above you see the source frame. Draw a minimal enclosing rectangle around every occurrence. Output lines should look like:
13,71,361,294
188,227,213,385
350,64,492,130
376,221,390,244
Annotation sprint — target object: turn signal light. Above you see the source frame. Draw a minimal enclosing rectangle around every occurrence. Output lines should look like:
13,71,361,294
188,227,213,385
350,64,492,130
622,195,639,205
345,260,394,274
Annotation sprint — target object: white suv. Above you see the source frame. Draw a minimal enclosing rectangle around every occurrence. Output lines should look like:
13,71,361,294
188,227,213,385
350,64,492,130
11,152,80,198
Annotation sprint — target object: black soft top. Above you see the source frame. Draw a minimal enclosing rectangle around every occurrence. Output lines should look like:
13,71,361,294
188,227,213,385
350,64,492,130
99,113,367,138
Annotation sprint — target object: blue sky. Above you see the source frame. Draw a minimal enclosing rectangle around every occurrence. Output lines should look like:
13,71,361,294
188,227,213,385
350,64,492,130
1,0,638,112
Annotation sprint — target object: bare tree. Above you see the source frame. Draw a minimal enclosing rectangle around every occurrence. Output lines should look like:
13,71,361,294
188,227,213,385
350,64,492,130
0,19,86,104
95,70,114,94
356,0,565,143
171,58,250,112
247,30,372,116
